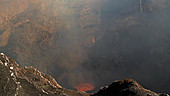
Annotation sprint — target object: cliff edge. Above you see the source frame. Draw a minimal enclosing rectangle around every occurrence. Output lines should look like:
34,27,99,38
0,53,89,96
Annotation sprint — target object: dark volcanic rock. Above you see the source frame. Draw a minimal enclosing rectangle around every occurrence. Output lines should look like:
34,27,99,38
91,79,169,96
0,53,89,96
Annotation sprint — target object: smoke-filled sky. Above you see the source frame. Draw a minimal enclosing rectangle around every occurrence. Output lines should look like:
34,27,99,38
0,0,170,93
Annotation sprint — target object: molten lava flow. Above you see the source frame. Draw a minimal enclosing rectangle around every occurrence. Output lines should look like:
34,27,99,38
75,83,95,92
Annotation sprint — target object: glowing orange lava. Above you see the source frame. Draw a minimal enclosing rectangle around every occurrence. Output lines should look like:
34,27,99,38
75,83,95,92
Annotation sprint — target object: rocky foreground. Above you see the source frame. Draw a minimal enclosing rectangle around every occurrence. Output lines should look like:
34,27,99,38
0,53,169,96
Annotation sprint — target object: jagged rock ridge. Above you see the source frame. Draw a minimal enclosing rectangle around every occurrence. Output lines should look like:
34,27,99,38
0,53,89,96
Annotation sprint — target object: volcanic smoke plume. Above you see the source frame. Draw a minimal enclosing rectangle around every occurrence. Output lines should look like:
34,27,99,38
0,0,170,94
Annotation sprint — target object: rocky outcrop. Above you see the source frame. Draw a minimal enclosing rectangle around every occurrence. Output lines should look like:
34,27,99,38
0,53,89,96
91,79,169,96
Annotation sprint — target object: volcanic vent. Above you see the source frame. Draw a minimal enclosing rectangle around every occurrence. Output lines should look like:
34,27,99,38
75,83,95,92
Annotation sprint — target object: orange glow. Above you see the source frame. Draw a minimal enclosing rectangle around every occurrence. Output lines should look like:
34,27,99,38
75,83,95,92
